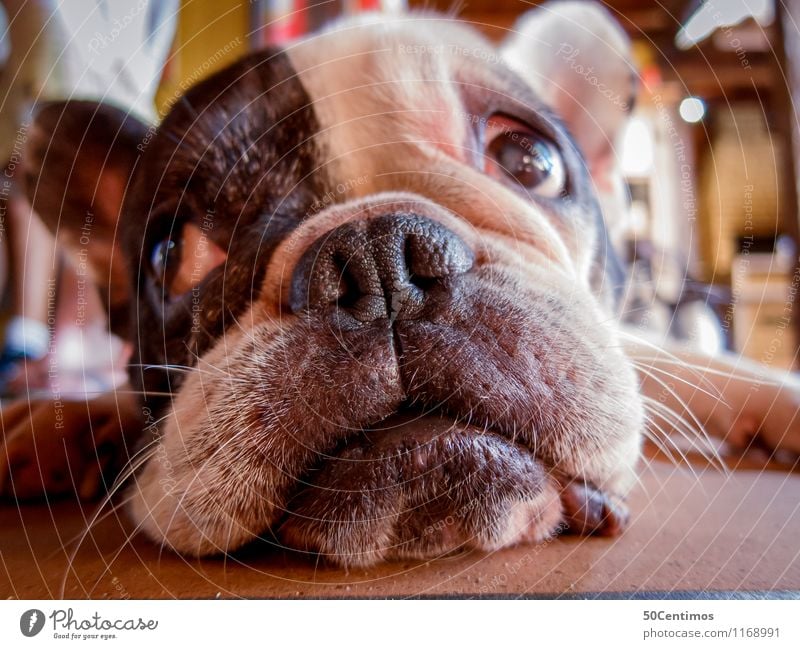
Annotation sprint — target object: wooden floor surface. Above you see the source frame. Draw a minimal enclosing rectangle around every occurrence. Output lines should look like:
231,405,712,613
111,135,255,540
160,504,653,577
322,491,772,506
1,461,799,599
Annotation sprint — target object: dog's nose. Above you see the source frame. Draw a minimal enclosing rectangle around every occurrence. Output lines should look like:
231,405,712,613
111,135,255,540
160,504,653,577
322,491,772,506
289,213,474,322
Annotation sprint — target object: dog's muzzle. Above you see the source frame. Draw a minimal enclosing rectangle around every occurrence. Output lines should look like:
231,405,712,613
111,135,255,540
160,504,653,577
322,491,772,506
130,198,642,565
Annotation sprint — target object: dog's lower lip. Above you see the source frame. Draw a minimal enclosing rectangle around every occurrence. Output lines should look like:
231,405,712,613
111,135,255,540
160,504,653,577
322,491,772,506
289,407,543,499
366,409,483,434
337,409,504,463
278,408,552,562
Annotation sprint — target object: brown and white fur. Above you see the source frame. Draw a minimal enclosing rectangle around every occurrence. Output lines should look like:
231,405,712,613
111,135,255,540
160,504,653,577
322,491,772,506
4,3,800,567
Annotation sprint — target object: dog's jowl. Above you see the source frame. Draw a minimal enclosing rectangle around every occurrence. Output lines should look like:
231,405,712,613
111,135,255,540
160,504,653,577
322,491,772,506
23,9,645,566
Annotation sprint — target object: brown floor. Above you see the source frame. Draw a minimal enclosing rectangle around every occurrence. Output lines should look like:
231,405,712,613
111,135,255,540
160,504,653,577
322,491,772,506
1,460,799,599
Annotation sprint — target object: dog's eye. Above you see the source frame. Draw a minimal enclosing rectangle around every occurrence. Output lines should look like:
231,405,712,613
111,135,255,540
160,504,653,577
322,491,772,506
150,235,181,288
150,222,227,298
483,115,566,198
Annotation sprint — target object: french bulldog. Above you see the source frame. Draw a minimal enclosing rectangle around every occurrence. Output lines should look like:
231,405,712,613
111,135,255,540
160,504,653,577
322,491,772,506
5,2,800,567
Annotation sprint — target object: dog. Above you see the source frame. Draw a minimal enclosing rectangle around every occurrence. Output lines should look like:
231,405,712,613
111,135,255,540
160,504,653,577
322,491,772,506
4,2,800,567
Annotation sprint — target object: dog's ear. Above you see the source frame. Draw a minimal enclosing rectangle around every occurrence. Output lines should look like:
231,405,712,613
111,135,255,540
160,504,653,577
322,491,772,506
23,100,148,339
501,1,636,194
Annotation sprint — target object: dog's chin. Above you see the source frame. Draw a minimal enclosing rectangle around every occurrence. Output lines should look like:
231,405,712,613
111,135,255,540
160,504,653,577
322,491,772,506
278,410,564,566
128,408,564,566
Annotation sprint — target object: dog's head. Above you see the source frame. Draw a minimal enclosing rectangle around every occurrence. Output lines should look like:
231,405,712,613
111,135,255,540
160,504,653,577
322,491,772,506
24,4,643,565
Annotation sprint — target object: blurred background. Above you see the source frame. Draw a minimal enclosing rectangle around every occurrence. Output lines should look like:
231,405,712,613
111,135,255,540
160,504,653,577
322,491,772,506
1,0,799,398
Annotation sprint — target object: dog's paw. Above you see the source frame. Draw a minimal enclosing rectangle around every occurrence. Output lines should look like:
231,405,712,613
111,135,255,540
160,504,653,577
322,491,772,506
559,480,629,537
0,392,141,500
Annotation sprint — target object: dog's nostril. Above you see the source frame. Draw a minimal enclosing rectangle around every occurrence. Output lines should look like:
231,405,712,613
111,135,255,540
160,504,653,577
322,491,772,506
334,262,365,308
290,212,474,321
408,274,438,291
403,241,448,292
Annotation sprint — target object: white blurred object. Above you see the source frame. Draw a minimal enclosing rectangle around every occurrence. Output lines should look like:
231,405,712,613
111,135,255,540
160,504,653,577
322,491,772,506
0,0,178,161
679,96,706,123
55,323,128,392
621,117,654,177
673,301,725,356
52,0,179,122
2,315,49,360
676,0,774,49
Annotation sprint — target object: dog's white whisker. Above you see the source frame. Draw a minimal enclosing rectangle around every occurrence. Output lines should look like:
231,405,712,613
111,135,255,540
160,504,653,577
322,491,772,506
642,395,728,462
57,403,192,592
634,360,734,474
619,328,720,385
642,399,728,474
631,358,726,404
640,419,699,478
58,439,162,598
630,355,781,386
632,363,717,442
